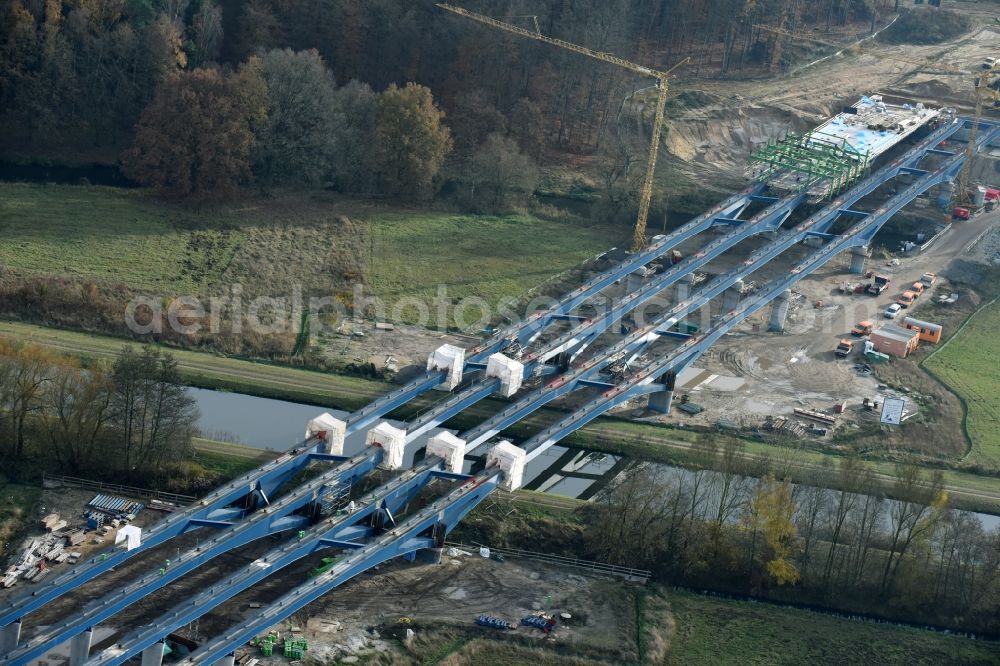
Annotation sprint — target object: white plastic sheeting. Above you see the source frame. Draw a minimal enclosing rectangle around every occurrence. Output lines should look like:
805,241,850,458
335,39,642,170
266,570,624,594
486,353,524,397
426,432,465,473
487,440,526,491
366,422,406,470
305,413,347,455
114,525,142,551
427,344,465,391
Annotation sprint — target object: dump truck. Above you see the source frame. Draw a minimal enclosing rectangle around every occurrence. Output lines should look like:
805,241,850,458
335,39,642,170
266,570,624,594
850,320,873,336
835,339,854,357
920,272,937,287
867,274,891,295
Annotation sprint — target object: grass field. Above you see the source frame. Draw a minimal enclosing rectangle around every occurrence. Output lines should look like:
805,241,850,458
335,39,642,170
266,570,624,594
665,588,1000,665
0,183,241,292
191,437,274,479
0,183,622,329
366,212,620,328
924,296,1000,467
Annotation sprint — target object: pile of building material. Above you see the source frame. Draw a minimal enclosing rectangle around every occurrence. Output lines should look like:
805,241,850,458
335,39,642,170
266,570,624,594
87,494,145,521
793,407,837,425
765,416,807,437
2,532,83,589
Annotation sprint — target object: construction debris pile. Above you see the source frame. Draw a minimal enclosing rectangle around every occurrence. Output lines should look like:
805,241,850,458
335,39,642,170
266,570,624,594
2,494,144,590
2,514,84,588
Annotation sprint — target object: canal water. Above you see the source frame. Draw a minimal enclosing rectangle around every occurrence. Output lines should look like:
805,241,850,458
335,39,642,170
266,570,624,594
190,388,1000,530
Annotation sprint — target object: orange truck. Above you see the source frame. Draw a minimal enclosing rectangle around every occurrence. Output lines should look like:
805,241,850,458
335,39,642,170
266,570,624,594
851,320,874,336
835,339,855,357
897,291,917,308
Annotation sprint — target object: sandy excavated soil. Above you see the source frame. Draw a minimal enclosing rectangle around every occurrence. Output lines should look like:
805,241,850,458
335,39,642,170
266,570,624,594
245,553,639,664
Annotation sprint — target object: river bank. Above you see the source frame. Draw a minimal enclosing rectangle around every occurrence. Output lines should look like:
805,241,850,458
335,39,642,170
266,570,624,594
2,319,999,514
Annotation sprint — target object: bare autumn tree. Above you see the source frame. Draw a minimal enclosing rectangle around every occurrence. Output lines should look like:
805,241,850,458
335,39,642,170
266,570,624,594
0,339,58,458
189,0,224,66
42,361,113,473
467,133,539,210
110,346,198,474
375,82,453,200
123,68,260,199
880,465,948,597
590,463,672,568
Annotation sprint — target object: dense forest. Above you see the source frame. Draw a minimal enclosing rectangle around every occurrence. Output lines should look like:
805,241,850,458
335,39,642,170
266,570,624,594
1,0,898,204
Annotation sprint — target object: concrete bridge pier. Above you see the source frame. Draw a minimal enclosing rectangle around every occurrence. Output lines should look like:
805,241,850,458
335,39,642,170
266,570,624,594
722,279,745,312
648,389,674,414
69,628,93,666
648,371,676,414
768,289,793,332
0,621,21,655
626,268,647,294
141,641,166,666
849,245,871,274
675,273,694,304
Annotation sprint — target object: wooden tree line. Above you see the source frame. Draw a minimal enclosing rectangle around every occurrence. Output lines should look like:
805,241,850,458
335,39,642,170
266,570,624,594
587,444,1000,635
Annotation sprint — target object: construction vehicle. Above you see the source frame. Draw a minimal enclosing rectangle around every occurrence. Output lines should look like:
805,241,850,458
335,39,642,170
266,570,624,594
308,557,339,578
910,281,926,296
835,339,854,357
897,291,917,308
953,206,971,220
867,274,891,295
850,320,873,336
920,272,937,287
437,3,689,252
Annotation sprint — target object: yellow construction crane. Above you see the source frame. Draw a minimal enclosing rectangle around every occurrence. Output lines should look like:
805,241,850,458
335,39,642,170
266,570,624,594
956,66,999,206
437,3,689,252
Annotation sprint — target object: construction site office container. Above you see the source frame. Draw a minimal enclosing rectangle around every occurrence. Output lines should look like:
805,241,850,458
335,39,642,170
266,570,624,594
902,316,943,344
870,324,920,358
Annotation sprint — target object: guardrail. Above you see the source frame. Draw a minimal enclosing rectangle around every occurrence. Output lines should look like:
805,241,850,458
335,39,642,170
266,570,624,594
444,541,651,583
41,472,196,505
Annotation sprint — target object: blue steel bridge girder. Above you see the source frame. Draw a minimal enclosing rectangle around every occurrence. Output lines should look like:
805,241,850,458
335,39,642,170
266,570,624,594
409,191,809,448
531,192,806,368
515,122,1000,462
0,451,384,666
465,119,974,456
505,184,765,347
403,379,499,444
175,470,501,666
78,461,450,666
0,437,341,630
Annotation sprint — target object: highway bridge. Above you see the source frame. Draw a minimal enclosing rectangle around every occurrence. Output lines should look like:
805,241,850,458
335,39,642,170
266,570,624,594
2,115,996,666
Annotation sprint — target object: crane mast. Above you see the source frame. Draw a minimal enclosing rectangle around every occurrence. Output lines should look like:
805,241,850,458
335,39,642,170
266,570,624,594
956,66,999,206
437,3,687,251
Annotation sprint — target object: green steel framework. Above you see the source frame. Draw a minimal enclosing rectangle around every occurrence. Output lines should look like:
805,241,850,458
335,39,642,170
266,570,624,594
748,129,872,199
